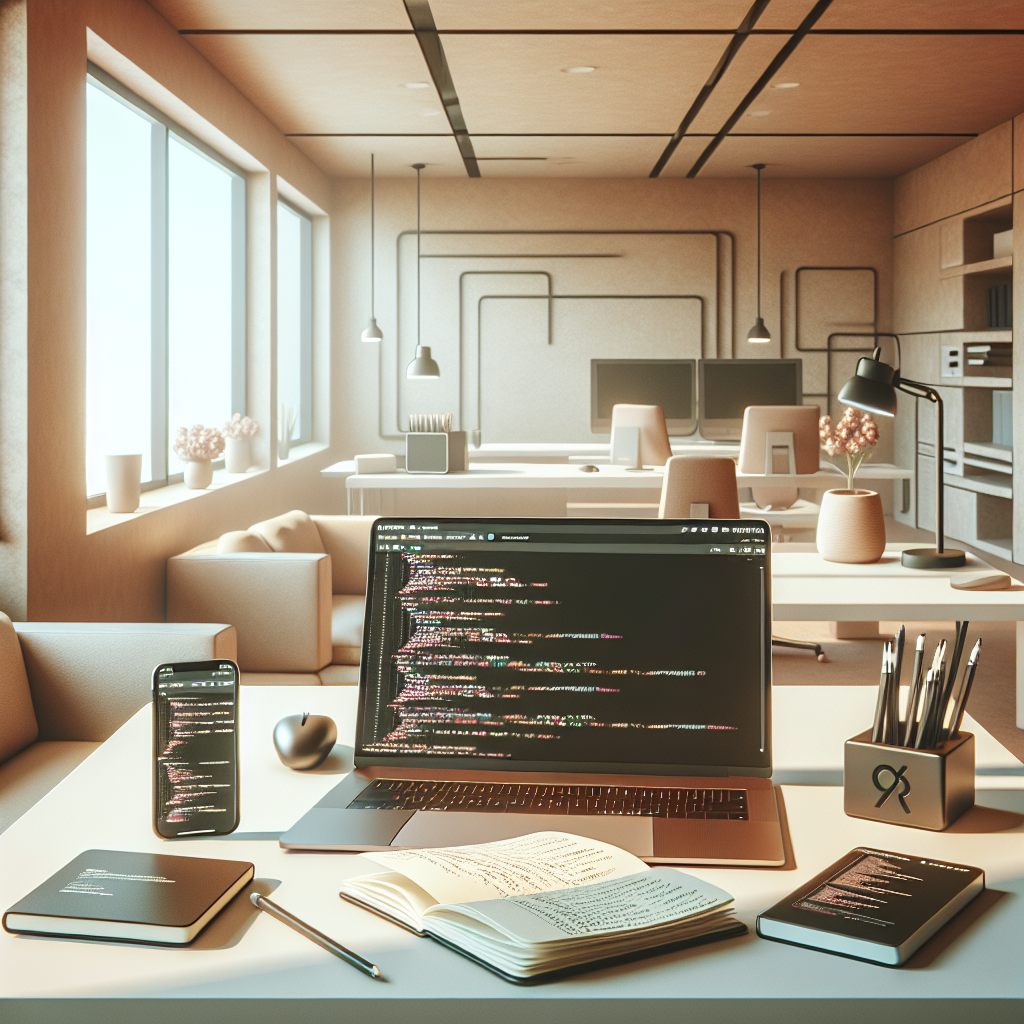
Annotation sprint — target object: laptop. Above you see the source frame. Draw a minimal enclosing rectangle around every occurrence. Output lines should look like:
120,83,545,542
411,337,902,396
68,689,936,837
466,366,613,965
281,517,785,866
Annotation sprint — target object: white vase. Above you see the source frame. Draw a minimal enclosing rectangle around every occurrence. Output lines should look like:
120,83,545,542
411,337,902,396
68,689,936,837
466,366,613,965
278,434,291,462
816,489,886,564
184,459,214,490
224,436,251,474
105,454,142,513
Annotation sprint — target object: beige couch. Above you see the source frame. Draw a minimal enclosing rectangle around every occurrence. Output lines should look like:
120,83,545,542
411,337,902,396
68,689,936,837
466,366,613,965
167,511,375,686
0,614,236,833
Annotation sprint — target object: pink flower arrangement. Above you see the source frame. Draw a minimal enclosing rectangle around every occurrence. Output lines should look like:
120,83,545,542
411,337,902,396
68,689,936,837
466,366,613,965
223,413,259,439
173,424,225,463
819,407,880,491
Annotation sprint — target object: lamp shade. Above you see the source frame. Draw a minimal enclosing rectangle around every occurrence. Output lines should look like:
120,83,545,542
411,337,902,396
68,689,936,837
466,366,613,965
407,345,440,379
746,317,771,343
361,317,383,343
838,355,898,417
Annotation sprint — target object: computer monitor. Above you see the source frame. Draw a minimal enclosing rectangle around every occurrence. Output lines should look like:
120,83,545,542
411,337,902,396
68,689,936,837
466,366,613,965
698,359,803,441
591,359,697,436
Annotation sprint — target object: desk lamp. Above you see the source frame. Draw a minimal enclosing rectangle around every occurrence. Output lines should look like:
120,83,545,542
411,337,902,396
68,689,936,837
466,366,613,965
838,340,965,570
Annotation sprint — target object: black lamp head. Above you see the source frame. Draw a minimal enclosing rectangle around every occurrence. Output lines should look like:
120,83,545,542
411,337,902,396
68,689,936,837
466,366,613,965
838,348,898,418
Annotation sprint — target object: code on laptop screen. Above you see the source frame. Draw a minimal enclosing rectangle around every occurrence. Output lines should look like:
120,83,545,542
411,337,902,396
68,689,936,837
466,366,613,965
357,519,771,774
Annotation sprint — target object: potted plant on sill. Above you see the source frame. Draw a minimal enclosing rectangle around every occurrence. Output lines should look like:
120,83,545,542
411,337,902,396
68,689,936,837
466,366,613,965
816,407,884,563
223,413,259,473
174,425,226,490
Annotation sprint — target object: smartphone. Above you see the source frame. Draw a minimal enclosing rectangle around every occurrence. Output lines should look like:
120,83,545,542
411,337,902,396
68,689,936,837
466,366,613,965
152,660,240,839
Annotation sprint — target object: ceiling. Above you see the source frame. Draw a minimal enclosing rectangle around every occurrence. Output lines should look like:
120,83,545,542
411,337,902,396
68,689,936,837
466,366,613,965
148,0,1024,178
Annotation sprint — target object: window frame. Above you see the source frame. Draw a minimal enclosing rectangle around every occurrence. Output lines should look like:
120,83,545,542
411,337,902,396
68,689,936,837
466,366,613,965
276,197,314,446
86,64,246,501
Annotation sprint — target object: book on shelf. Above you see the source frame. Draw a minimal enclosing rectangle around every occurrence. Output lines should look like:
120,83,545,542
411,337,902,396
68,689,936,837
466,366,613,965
756,847,983,966
338,831,744,983
2,849,254,945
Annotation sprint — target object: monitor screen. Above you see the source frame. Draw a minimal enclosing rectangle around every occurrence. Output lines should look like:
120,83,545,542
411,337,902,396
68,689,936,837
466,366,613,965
699,359,803,440
591,360,696,435
357,518,772,776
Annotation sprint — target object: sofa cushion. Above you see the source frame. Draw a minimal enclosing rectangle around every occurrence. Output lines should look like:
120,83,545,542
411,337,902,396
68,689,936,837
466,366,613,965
0,740,99,833
0,613,38,764
331,594,365,665
218,530,273,554
318,664,360,685
312,516,375,595
251,510,326,555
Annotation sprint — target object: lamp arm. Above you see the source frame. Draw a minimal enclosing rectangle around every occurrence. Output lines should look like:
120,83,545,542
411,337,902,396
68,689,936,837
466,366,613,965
895,377,945,554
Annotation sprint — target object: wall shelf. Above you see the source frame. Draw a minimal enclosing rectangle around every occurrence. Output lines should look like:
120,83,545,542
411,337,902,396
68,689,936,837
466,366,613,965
964,441,1013,463
946,472,1013,500
940,255,1012,279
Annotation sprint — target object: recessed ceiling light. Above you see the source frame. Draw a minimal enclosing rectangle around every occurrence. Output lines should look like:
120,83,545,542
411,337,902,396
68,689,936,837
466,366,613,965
770,82,800,89
561,66,596,74
402,82,430,89
746,110,772,117
421,110,442,117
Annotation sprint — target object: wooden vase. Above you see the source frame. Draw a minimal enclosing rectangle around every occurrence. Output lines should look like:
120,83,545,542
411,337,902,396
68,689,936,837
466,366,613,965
816,489,886,563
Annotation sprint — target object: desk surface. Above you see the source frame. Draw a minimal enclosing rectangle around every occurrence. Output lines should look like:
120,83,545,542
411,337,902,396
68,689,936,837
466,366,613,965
468,441,743,460
2,687,1022,1021
326,461,912,490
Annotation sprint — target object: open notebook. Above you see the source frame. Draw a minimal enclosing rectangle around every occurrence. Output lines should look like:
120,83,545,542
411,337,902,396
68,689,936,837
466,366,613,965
339,831,744,983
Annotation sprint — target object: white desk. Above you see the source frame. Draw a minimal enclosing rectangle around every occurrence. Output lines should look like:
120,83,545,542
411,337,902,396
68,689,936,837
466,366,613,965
325,461,912,516
1,686,1022,1021
467,441,742,462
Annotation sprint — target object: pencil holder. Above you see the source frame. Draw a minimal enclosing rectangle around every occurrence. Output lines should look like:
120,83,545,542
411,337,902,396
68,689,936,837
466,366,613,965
843,730,974,831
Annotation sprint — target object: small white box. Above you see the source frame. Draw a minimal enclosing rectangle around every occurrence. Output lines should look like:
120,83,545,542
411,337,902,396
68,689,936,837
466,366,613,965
992,228,1013,259
354,453,397,474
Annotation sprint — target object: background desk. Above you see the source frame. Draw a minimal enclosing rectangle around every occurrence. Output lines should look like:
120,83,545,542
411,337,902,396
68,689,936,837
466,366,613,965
1,686,1021,1023
324,461,913,517
467,441,742,462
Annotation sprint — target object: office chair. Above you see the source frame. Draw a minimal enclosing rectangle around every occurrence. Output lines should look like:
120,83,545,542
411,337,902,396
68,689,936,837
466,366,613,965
659,456,826,662
610,404,673,467
738,405,821,540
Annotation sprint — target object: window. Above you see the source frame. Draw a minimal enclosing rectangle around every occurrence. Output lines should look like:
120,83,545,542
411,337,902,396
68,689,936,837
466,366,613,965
276,200,312,446
85,68,245,497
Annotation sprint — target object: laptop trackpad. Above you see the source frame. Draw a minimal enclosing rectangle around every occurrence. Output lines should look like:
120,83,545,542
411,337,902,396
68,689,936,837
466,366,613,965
392,812,654,857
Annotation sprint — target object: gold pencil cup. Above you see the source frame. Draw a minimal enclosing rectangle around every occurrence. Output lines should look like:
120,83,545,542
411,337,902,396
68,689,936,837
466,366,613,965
843,730,975,831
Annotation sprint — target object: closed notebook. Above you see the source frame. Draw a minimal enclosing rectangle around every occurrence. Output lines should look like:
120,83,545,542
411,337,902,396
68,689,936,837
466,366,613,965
338,831,744,984
756,847,983,966
3,849,254,946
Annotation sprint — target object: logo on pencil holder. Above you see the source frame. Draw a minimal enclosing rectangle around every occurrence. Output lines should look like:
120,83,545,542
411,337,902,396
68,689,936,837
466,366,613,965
872,764,911,813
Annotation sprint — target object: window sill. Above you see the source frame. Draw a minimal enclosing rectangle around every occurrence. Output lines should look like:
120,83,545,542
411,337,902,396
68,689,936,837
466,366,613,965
87,466,267,535
277,441,329,466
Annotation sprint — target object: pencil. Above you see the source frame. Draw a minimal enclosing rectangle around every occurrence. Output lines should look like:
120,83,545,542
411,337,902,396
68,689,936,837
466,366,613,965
902,633,926,747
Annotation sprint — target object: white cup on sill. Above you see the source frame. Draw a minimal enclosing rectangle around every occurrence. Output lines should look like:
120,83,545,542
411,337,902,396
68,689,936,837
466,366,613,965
105,454,142,513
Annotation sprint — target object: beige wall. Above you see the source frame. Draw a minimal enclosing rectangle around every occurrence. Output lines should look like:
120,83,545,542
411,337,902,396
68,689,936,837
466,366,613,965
0,0,346,623
332,175,895,458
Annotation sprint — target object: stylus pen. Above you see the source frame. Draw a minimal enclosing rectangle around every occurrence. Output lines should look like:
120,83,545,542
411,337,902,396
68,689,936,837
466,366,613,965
871,642,890,743
902,634,926,747
887,626,905,746
941,622,969,738
250,893,383,980
915,670,938,749
951,639,982,738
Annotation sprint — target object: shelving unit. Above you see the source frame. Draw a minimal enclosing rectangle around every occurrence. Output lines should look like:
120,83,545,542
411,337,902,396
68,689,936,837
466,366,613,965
901,197,1014,561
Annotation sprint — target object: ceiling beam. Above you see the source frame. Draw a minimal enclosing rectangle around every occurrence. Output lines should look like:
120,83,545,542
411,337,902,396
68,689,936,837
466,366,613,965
649,0,770,178
403,0,480,177
684,0,837,178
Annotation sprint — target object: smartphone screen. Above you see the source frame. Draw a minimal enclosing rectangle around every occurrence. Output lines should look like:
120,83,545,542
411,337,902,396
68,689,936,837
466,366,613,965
152,660,240,839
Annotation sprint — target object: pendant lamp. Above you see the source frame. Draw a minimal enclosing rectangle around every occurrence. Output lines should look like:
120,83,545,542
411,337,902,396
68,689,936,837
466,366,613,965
407,162,439,379
747,163,771,343
361,154,383,343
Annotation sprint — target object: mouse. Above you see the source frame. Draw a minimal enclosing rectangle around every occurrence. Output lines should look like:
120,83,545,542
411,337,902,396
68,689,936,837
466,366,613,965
950,571,1011,591
273,712,338,770
579,464,599,473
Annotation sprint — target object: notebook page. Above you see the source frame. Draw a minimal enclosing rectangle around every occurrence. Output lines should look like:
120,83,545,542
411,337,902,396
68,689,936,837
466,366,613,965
362,831,647,906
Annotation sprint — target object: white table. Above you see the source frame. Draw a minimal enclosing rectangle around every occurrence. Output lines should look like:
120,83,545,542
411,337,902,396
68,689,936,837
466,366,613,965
325,461,912,516
1,686,1021,1021
467,441,742,462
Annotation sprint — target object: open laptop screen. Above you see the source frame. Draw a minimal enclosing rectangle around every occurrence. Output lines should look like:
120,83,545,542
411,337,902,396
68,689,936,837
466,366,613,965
357,518,772,777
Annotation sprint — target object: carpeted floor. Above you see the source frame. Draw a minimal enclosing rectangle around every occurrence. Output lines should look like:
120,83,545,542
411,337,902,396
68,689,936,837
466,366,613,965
773,517,1024,764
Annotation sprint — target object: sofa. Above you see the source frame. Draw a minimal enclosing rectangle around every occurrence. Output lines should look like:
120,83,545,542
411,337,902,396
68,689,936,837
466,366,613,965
0,614,236,833
167,511,376,685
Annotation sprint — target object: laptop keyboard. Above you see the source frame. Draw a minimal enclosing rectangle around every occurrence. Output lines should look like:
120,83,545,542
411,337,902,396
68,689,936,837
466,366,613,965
348,780,749,819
